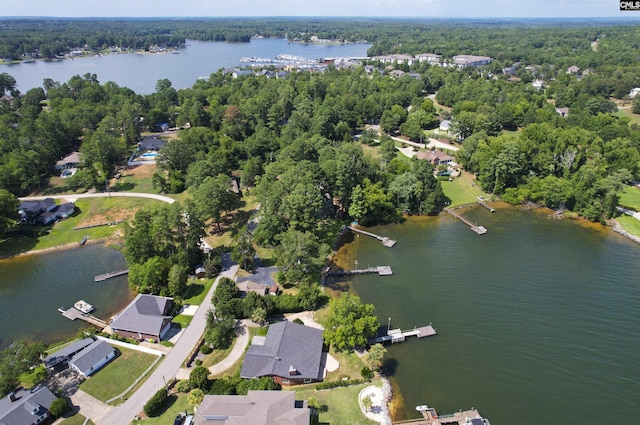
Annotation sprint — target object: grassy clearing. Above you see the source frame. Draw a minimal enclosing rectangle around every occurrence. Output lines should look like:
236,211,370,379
172,314,192,328
109,164,161,194
19,365,46,388
616,215,640,237
0,197,164,257
291,379,381,425
615,107,640,126
182,278,214,305
441,171,486,207
134,393,192,425
80,346,157,403
619,185,640,210
60,414,94,425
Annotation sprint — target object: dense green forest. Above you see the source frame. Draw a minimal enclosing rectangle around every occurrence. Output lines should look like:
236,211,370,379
1,19,640,298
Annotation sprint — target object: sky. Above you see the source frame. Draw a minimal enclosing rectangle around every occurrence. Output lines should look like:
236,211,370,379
1,0,636,18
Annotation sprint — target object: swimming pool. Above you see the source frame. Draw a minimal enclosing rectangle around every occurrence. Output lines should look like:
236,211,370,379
140,152,158,158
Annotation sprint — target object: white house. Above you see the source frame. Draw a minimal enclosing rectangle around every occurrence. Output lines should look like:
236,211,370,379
69,340,116,377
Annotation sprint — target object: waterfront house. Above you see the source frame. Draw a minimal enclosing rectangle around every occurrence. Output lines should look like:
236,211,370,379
240,321,324,385
194,390,310,425
56,202,76,219
43,337,95,372
19,198,57,222
373,54,415,65
0,387,57,425
55,151,82,170
109,294,174,342
232,69,254,78
69,340,117,377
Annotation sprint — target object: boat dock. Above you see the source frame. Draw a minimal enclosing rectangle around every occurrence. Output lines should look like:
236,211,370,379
477,196,495,213
393,406,485,425
445,209,487,235
58,307,107,329
329,266,393,276
369,324,436,344
94,269,129,282
347,226,396,247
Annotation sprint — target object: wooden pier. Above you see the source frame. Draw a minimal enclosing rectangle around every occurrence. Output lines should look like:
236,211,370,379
58,307,107,329
445,209,487,235
369,324,436,345
347,226,396,247
393,406,486,425
329,266,393,276
94,269,129,282
476,196,495,213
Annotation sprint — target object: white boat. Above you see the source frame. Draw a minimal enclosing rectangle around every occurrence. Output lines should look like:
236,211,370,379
415,405,430,411
74,300,94,314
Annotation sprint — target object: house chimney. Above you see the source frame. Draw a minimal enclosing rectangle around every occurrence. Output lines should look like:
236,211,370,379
288,365,297,376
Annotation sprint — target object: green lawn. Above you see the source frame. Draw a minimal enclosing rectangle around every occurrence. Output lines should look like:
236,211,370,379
182,278,214,305
60,413,94,425
80,346,158,403
0,197,164,257
619,185,640,210
616,215,640,237
133,393,191,425
441,171,486,207
291,379,381,425
615,107,640,126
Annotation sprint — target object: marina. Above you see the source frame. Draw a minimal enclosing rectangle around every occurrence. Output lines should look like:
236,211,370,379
347,225,397,247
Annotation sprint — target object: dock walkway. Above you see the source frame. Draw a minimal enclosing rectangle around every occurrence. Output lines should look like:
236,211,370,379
369,325,436,344
476,199,495,213
95,269,129,282
58,307,107,329
347,226,396,247
393,406,485,425
445,209,487,235
329,266,392,276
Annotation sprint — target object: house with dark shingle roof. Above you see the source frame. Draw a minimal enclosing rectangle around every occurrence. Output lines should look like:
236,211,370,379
43,337,94,372
139,136,167,151
55,151,82,170
0,387,57,425
109,294,173,342
194,390,310,425
240,321,324,386
69,340,116,377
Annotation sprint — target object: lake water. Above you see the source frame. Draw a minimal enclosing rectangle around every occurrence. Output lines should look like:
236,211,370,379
334,206,640,424
0,243,133,349
2,38,371,95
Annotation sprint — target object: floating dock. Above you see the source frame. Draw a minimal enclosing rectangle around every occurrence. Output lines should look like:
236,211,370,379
94,269,129,282
393,406,487,425
476,196,495,213
329,266,392,276
347,226,396,247
58,307,107,329
445,209,487,235
369,324,436,345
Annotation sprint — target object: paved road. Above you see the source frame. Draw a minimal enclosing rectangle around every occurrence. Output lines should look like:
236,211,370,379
97,265,238,425
19,192,176,204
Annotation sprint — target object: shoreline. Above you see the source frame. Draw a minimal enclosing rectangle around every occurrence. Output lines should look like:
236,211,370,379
0,236,115,260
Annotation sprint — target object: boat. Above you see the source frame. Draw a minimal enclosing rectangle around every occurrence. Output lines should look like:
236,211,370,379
465,417,491,425
74,300,94,314
415,405,430,411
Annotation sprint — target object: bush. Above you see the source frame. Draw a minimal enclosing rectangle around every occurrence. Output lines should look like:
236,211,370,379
49,397,69,417
176,380,192,393
143,388,167,417
361,367,374,380
315,378,364,390
293,318,304,325
200,344,213,354
195,359,202,366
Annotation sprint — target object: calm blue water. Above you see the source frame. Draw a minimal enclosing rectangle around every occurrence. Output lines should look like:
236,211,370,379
3,38,370,94
337,207,640,424
0,243,133,348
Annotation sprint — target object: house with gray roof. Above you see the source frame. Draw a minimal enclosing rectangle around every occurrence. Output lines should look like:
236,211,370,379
109,294,173,342
69,340,116,377
56,202,76,219
240,321,324,386
0,386,57,425
139,136,167,151
55,151,83,170
43,337,94,372
194,390,310,425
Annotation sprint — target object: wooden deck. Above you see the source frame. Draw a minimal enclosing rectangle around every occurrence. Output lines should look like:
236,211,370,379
58,307,108,329
347,226,397,247
95,269,129,282
369,325,436,344
394,406,485,425
445,209,487,235
477,197,495,213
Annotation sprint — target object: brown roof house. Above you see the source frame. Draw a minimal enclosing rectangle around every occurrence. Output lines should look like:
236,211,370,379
416,149,455,166
0,387,57,425
109,294,173,342
194,390,311,425
240,321,324,386
55,151,83,170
